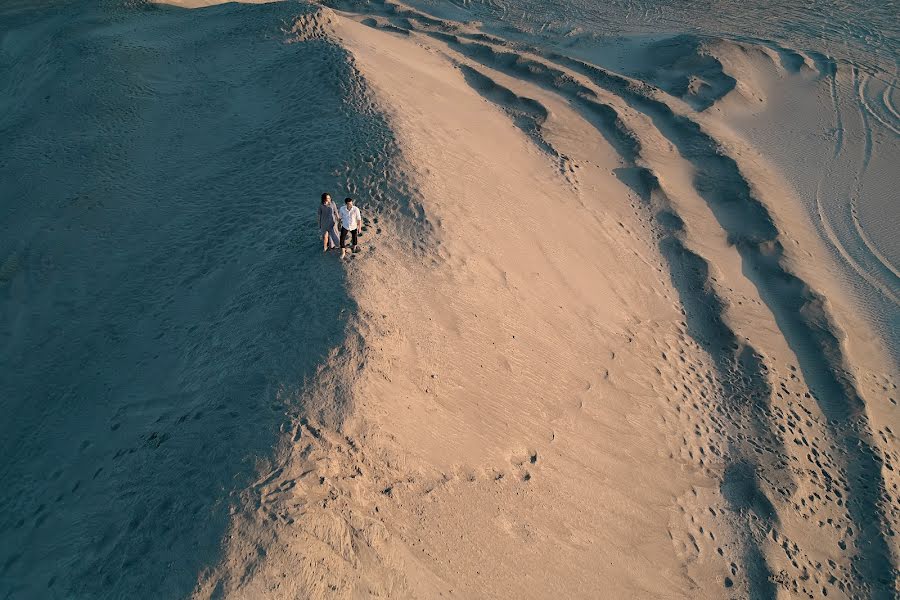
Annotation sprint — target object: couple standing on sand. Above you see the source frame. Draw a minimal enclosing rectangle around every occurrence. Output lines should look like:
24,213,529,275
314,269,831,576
319,192,362,259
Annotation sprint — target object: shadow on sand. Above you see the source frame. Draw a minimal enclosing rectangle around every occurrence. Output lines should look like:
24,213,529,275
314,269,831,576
0,1,384,597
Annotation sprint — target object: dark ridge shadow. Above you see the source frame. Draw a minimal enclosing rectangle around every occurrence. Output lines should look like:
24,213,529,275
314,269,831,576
456,64,560,160
804,50,838,78
723,461,778,524
430,33,641,164
647,177,781,600
459,64,549,122
626,34,738,111
360,16,411,36
722,461,780,598
0,1,395,598
770,46,806,74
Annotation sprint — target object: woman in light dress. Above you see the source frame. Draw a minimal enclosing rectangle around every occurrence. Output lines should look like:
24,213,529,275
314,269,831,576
318,192,340,252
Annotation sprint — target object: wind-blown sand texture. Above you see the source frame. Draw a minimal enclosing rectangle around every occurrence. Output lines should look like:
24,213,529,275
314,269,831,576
1,0,897,598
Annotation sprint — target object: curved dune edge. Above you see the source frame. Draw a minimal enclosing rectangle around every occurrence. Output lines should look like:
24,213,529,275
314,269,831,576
191,5,898,600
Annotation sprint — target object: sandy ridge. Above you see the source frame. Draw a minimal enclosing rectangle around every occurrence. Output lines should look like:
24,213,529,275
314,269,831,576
189,3,897,598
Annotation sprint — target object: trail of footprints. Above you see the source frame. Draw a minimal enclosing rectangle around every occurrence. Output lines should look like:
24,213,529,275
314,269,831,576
655,334,886,597
225,416,544,595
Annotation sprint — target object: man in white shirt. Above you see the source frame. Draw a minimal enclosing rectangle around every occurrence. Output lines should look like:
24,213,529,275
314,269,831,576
338,197,362,258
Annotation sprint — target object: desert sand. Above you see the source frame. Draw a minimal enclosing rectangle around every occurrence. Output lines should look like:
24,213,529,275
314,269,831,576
1,0,897,598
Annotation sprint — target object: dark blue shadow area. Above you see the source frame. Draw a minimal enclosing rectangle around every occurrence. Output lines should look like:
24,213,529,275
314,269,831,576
0,1,373,597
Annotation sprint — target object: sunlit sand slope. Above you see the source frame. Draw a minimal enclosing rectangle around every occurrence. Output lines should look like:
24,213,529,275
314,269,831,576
192,4,898,600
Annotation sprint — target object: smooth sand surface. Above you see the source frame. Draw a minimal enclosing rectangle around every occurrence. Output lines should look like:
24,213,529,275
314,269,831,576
2,0,898,598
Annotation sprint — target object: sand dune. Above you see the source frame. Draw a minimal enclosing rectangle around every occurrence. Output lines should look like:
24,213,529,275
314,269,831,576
1,0,897,598
191,3,898,598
